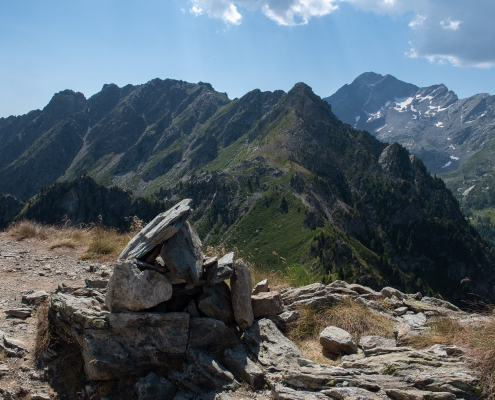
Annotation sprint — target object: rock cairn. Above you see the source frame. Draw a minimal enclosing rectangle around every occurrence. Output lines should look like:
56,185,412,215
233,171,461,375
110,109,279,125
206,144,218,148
47,200,483,399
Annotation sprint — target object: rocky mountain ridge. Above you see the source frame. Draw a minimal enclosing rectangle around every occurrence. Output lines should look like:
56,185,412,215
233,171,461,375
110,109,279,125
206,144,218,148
0,79,494,303
324,72,495,212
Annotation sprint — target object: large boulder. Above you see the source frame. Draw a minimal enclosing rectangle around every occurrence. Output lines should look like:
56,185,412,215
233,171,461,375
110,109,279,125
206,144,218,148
319,326,358,355
105,260,172,312
230,259,254,331
188,318,238,353
223,344,264,390
160,221,204,285
135,372,176,400
119,198,192,260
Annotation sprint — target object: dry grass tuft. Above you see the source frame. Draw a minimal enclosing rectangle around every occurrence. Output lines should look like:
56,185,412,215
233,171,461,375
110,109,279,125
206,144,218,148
408,317,464,348
8,220,53,240
287,299,394,363
463,318,495,399
35,300,52,359
81,225,131,261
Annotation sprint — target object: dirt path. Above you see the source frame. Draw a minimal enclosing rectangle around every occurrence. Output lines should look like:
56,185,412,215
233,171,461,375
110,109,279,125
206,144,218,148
0,232,111,399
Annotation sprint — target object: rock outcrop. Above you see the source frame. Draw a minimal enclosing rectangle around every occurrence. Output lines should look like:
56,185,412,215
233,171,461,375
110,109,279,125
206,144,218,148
45,202,486,399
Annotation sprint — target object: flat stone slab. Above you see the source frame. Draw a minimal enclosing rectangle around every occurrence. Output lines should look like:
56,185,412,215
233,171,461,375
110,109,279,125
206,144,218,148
118,198,193,260
5,308,32,319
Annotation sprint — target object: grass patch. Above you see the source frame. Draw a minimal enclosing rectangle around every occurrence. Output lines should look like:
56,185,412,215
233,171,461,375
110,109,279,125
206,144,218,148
287,299,394,363
8,220,53,240
7,219,132,261
408,317,464,348
408,315,495,399
35,300,52,360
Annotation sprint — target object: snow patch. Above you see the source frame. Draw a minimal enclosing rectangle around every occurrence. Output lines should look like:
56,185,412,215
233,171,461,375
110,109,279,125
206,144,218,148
375,124,387,132
435,122,444,127
449,145,456,150
463,185,475,196
442,161,452,168
366,110,381,122
355,116,360,122
450,155,459,160
394,97,414,112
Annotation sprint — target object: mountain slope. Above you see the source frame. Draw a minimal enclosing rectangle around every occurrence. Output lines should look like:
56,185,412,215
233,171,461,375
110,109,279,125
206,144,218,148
0,79,493,303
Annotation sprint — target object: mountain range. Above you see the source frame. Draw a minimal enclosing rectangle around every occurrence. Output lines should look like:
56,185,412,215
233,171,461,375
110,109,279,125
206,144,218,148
324,72,495,217
0,78,494,303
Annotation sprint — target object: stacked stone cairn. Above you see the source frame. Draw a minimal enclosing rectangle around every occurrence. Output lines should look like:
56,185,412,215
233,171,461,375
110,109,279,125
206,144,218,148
48,199,483,399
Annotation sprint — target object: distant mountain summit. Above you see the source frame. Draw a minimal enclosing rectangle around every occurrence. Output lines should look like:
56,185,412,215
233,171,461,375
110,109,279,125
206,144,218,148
325,72,495,213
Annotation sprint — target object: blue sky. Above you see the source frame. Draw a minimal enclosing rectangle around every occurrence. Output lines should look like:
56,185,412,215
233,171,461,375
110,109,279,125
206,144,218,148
1,0,494,118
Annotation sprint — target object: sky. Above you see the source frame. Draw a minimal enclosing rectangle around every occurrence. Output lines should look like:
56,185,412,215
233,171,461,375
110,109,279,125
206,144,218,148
1,0,494,118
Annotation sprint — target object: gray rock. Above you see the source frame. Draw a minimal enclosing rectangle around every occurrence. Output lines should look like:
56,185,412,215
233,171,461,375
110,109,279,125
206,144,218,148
252,291,284,318
185,300,200,317
252,279,269,295
394,323,419,345
118,198,193,260
348,284,379,296
30,393,51,400
203,256,218,268
243,319,303,369
168,351,238,394
282,283,327,305
319,326,357,355
401,313,427,328
206,252,234,286
381,287,405,300
322,387,382,400
135,372,176,400
85,279,109,289
271,383,328,399
358,335,404,356
230,259,254,330
188,318,238,353
161,221,204,285
0,365,8,376
83,312,190,380
327,280,349,289
5,308,31,319
394,307,408,316
22,290,49,304
385,388,456,400
198,282,234,324
105,260,172,312
421,297,461,312
278,310,301,324
223,344,264,389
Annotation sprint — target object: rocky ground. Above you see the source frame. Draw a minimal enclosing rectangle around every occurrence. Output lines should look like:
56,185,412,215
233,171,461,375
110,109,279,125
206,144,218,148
0,215,491,399
0,231,112,399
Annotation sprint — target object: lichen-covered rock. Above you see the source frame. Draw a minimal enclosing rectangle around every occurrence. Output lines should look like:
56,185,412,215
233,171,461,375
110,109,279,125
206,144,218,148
105,260,172,312
230,259,254,330
319,326,358,355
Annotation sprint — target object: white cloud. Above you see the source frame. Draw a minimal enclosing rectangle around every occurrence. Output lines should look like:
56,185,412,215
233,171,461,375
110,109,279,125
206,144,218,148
409,15,426,29
345,0,495,68
440,19,461,31
187,0,495,68
188,0,339,26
